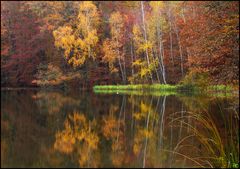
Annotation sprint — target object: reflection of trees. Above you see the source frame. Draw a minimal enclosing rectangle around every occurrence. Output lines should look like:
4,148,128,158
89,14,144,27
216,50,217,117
177,95,212,113
1,90,66,167
1,139,8,167
132,96,165,167
54,112,100,167
129,95,198,168
3,90,236,167
102,96,127,167
33,92,81,115
100,95,170,167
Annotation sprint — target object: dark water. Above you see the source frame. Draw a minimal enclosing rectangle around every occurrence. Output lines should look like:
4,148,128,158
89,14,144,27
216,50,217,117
1,90,239,168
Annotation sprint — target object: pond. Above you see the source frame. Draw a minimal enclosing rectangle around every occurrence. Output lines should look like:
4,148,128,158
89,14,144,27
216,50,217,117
1,89,239,168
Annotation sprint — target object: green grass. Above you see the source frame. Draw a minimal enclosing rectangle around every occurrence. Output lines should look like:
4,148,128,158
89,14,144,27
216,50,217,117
169,110,239,168
93,89,178,96
93,84,179,96
93,84,178,91
93,84,237,97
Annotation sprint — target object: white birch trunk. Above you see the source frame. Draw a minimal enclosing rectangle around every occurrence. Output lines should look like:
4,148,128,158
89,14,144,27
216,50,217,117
141,1,153,83
156,15,167,84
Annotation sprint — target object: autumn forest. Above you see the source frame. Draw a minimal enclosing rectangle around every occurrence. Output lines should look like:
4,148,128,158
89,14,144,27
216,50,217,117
1,1,239,168
1,1,239,88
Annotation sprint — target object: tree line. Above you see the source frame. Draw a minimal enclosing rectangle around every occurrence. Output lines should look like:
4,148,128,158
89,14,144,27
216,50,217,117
1,1,239,88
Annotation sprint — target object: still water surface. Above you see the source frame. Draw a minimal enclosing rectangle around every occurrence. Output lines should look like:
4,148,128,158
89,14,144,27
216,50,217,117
1,89,239,168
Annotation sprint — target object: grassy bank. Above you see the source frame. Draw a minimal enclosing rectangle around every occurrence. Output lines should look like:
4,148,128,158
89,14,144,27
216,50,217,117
93,84,237,97
93,89,178,96
93,84,235,92
93,84,178,91
93,84,179,96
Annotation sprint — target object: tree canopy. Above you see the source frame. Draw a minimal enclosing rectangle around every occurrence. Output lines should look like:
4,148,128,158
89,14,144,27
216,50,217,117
1,1,239,87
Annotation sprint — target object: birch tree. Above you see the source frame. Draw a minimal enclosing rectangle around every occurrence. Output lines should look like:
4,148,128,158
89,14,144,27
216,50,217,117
53,1,99,67
141,1,153,83
150,1,167,84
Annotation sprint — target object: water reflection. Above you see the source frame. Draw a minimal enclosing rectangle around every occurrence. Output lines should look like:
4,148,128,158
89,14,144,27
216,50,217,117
1,90,239,168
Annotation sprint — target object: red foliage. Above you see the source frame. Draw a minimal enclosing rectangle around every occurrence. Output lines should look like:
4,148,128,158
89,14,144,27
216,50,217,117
1,2,46,87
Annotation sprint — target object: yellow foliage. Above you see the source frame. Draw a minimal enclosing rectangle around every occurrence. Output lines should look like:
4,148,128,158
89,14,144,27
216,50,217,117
53,1,99,67
102,11,125,74
142,128,153,138
132,59,143,67
140,102,149,113
143,41,153,50
102,39,117,62
109,11,124,43
102,116,122,140
133,134,142,155
150,1,165,12
133,24,144,50
133,24,154,54
77,1,99,34
111,141,125,167
133,112,144,120
53,26,75,58
54,121,75,154
140,68,149,78
54,111,99,156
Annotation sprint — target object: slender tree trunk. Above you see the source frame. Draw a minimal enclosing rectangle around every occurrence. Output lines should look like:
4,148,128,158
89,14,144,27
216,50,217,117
117,95,125,142
141,1,153,83
143,97,153,168
130,39,135,78
159,96,166,150
154,47,164,83
156,17,167,84
117,52,124,84
116,39,125,84
131,96,135,134
186,47,190,71
86,10,91,87
160,36,167,84
168,6,174,65
152,96,160,129
151,48,160,83
183,5,190,73
181,8,186,23
122,46,127,84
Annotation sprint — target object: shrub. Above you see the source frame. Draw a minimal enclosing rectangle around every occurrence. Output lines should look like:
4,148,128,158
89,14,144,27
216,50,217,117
33,63,81,88
179,70,211,91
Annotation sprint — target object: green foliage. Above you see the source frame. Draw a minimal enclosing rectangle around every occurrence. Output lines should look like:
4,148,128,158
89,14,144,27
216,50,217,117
93,83,236,97
93,84,178,91
169,108,239,168
130,59,156,83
